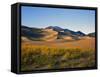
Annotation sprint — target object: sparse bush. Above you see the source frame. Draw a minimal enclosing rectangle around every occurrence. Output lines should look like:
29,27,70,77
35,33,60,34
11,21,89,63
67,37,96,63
21,43,95,71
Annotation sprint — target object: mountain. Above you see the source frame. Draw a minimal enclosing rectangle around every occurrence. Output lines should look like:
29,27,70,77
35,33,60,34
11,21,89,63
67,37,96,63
63,29,77,35
21,26,87,41
21,26,44,38
21,26,58,41
75,31,85,36
46,26,85,36
87,32,95,37
45,26,63,32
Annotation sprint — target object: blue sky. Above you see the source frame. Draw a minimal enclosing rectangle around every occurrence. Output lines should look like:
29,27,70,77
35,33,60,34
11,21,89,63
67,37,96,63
21,6,95,34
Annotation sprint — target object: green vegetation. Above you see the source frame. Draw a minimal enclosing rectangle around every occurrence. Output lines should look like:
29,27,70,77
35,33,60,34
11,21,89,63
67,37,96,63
21,45,95,71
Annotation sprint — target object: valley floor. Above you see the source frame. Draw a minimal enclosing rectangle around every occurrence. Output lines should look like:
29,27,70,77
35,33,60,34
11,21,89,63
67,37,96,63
21,38,95,71
22,38,95,50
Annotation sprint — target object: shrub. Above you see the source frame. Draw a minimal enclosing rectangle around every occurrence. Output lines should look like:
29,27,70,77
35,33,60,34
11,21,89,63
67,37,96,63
21,43,95,71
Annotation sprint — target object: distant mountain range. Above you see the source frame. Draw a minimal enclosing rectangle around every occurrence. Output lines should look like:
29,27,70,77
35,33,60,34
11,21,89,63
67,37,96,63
87,32,95,37
46,26,85,36
21,26,95,41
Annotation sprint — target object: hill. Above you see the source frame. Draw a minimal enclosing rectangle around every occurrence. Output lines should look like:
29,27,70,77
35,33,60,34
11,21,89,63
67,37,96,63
87,32,95,37
21,26,94,41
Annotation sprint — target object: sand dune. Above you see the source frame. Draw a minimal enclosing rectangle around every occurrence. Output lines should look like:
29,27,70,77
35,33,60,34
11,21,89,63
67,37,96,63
42,29,58,41
22,37,95,50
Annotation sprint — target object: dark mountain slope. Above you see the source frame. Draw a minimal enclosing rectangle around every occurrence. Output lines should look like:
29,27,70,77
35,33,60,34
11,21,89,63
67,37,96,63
75,31,85,36
88,32,95,37
21,26,44,38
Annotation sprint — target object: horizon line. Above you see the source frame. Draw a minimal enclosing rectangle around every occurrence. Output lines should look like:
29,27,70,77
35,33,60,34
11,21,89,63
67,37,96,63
21,25,95,34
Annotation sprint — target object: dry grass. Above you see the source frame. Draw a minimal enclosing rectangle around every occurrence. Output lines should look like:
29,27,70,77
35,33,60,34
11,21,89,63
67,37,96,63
21,40,95,71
